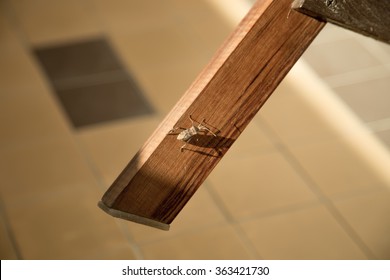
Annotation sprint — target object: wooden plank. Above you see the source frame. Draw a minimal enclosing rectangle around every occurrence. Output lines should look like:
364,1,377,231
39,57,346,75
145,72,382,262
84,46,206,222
98,0,325,230
292,0,390,44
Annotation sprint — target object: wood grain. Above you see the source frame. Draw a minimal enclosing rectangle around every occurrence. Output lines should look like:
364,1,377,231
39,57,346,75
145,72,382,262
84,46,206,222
98,0,325,230
292,0,390,44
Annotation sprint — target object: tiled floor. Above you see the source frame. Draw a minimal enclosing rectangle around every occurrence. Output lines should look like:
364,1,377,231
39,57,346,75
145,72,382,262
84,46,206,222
303,24,390,148
35,38,154,128
1,0,390,260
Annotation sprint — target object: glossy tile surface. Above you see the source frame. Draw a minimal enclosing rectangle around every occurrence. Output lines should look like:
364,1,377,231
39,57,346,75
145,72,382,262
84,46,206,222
288,139,388,198
8,0,101,45
334,190,390,259
140,224,255,260
240,204,367,259
334,77,390,122
209,151,318,220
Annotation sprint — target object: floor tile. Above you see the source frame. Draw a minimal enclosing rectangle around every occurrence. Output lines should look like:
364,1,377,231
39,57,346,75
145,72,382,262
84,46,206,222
240,204,367,259
0,209,19,259
123,187,226,244
0,89,70,147
323,65,390,88
171,0,233,49
35,37,155,128
93,0,177,33
0,35,48,94
126,56,209,113
377,43,390,63
35,38,123,82
223,120,275,160
55,79,154,128
140,224,254,260
111,22,202,69
108,4,228,113
6,182,136,259
334,190,390,259
367,118,390,133
303,38,381,77
208,151,318,220
352,32,390,64
0,136,97,204
334,76,390,122
259,78,341,147
91,245,139,260
0,6,15,45
309,24,355,46
77,116,161,186
376,130,390,150
108,24,210,113
9,0,101,45
289,138,389,198
1,0,390,262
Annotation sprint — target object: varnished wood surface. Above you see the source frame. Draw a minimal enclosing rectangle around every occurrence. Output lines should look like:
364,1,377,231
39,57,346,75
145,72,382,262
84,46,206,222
293,0,390,44
99,0,325,229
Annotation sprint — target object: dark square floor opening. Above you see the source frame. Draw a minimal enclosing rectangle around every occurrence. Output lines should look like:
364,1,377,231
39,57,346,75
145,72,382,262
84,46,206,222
35,37,154,128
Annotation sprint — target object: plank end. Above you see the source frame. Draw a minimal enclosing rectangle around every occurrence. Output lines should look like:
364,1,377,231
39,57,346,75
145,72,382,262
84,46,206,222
98,201,170,231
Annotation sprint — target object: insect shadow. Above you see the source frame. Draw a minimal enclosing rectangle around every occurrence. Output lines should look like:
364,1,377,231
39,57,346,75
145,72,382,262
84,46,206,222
167,115,235,157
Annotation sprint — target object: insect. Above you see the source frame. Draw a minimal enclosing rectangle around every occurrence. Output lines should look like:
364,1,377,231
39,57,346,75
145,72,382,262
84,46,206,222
168,115,217,152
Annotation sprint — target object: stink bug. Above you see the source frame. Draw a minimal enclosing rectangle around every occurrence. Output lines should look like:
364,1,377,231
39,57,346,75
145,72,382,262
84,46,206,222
168,115,217,152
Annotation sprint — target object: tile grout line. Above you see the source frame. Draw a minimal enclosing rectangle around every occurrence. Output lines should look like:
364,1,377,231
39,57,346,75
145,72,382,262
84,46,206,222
58,6,165,255
84,0,107,35
357,36,390,67
4,0,81,135
71,134,147,260
232,200,322,224
49,70,129,91
3,0,161,260
135,220,227,248
0,195,23,259
328,187,389,204
7,0,158,258
1,0,59,260
256,118,377,259
322,64,390,88
115,221,145,260
304,31,390,153
366,117,390,133
203,181,263,259
3,0,30,49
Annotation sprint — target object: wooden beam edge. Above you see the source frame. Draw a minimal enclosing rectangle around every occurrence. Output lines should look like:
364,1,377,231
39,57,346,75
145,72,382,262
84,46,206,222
99,0,325,229
100,0,275,208
98,201,170,230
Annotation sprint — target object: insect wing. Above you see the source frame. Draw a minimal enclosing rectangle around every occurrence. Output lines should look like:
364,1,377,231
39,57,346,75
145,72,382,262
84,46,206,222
177,130,191,141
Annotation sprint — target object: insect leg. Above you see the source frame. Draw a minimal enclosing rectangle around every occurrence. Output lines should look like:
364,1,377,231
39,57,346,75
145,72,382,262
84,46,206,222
180,136,195,152
168,127,185,135
198,119,217,137
189,115,196,127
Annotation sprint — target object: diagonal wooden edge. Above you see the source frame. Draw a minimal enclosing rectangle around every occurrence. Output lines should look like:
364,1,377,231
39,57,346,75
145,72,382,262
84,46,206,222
98,201,170,231
99,0,325,230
